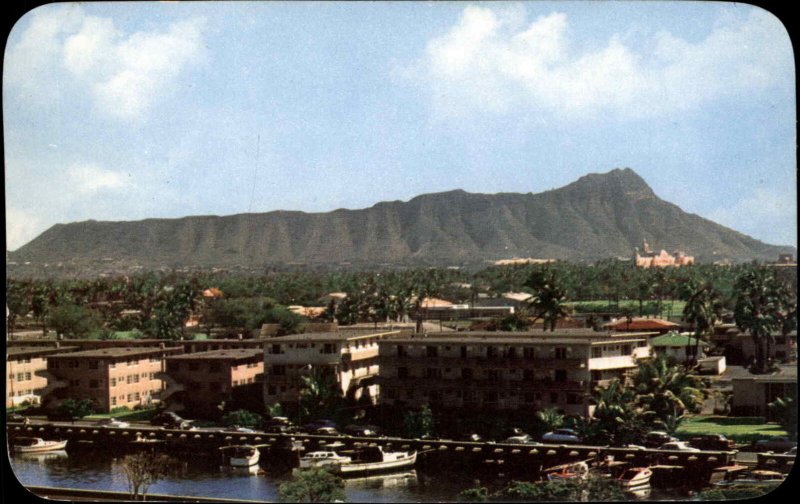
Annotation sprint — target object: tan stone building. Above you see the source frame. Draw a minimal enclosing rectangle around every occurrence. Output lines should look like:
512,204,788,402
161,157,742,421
6,346,78,407
378,331,653,417
42,346,182,413
161,349,264,417
263,330,401,407
634,239,694,268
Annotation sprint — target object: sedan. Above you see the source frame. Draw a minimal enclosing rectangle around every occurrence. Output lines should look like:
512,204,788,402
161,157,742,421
658,441,700,452
96,418,131,428
754,437,797,453
542,428,582,444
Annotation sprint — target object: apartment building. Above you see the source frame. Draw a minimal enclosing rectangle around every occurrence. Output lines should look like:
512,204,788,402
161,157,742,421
378,331,653,417
42,346,182,413
6,346,78,407
161,349,264,416
263,330,401,407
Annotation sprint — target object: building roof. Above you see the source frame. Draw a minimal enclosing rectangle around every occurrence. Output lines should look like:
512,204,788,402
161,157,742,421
288,306,328,318
383,331,649,346
418,297,454,308
502,292,534,302
166,348,263,361
270,330,401,343
202,288,225,298
650,333,700,347
605,318,679,330
47,347,182,359
7,346,80,359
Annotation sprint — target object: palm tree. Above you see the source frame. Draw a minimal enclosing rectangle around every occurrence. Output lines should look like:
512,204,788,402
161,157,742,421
682,281,723,366
632,356,706,433
526,272,570,332
535,407,564,432
734,268,783,373
585,379,649,445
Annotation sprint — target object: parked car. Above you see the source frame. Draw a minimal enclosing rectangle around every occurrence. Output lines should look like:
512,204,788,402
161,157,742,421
303,419,337,432
343,424,381,437
504,434,534,444
313,426,340,436
542,428,582,444
754,437,797,453
151,412,192,430
228,425,256,433
687,434,736,451
643,431,678,448
95,418,131,428
784,446,797,456
461,433,483,443
659,441,701,452
8,412,27,422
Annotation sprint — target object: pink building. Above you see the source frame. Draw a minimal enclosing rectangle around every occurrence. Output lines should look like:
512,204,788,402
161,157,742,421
634,239,694,268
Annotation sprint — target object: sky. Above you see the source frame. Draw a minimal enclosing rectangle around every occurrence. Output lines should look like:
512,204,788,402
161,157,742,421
3,1,796,251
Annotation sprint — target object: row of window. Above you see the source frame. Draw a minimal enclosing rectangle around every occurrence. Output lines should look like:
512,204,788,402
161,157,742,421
268,343,338,355
396,367,570,382
110,390,158,406
50,357,160,370
397,345,577,359
232,377,256,386
9,372,33,382
110,373,157,387
168,362,223,372
385,388,583,405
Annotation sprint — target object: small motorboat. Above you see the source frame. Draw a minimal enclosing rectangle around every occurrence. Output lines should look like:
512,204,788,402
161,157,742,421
298,446,417,476
12,437,68,453
617,467,653,488
711,467,785,488
220,445,260,468
543,461,590,481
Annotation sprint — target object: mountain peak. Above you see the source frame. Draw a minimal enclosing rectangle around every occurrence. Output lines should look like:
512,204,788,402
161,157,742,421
566,168,656,200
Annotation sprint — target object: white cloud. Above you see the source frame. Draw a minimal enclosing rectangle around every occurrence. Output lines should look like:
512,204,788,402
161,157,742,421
398,6,792,120
66,163,130,194
5,207,44,251
6,6,207,120
708,187,797,246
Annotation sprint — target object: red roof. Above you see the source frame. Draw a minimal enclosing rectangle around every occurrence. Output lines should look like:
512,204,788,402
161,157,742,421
604,318,678,331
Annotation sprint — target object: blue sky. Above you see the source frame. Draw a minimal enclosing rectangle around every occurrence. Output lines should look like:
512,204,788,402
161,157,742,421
4,1,796,251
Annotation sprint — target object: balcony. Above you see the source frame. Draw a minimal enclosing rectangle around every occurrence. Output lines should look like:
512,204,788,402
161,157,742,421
386,356,585,369
380,377,589,392
154,372,185,400
35,370,69,398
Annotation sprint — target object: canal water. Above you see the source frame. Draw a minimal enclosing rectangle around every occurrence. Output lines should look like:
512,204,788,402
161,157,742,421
8,449,699,502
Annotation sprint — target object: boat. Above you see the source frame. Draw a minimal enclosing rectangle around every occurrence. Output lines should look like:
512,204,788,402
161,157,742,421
12,437,68,453
219,445,260,468
710,466,785,488
616,467,653,488
298,446,416,476
543,460,590,481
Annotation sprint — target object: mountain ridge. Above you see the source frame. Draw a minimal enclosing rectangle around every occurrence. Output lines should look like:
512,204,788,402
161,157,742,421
9,168,795,269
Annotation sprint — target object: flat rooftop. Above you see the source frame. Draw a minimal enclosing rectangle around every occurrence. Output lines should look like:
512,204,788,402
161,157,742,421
166,349,263,360
270,330,402,343
48,347,183,359
7,346,80,359
382,331,650,346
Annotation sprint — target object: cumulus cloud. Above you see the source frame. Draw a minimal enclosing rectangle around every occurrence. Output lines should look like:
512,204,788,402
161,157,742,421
397,6,792,120
66,163,130,194
5,207,44,251
6,5,206,120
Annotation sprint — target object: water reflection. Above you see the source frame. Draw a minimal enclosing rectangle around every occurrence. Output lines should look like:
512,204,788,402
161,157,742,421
344,470,418,490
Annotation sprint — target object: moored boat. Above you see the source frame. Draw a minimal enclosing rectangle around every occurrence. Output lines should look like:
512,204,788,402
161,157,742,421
617,467,653,488
13,437,68,453
543,461,590,481
220,445,260,468
298,446,416,476
710,466,785,488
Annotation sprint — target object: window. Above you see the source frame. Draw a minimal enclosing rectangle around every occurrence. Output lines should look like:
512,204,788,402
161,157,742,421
16,373,24,382
425,368,442,379
462,368,473,380
133,375,140,383
550,392,559,404
484,391,498,403
209,383,221,392
426,346,438,358
524,392,536,403
127,376,133,384
209,363,221,373
523,347,535,359
189,362,200,371
127,394,133,402
89,361,98,370
397,345,407,357
134,392,140,401
111,397,117,406
592,347,602,358
24,372,32,381
523,370,535,382
591,370,602,382
486,346,498,359
271,344,283,355
111,378,117,387
555,347,567,359
322,344,336,354
267,385,276,395
397,367,409,379
487,370,501,381
554,370,567,383
622,344,631,354
109,362,115,368
272,365,286,376
566,393,581,405
507,347,517,359
89,379,99,389
463,390,476,402
50,361,60,369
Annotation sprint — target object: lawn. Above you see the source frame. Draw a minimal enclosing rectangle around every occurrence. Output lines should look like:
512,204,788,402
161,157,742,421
676,415,788,444
567,299,686,318
84,407,158,422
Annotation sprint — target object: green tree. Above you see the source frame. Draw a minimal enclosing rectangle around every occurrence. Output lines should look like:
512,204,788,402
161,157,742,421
403,405,435,439
47,303,101,339
632,356,706,433
682,281,723,366
582,379,649,446
299,368,344,422
57,398,96,421
278,467,346,503
768,396,797,440
525,271,570,331
222,409,263,428
734,268,784,373
457,487,489,502
535,408,564,433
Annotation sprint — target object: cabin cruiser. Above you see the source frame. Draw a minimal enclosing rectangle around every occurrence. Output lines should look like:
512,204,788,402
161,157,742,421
298,446,416,476
710,466,785,487
220,445,260,468
616,467,653,488
543,461,590,481
12,437,68,453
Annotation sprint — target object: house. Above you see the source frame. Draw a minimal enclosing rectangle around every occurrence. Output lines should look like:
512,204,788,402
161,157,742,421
649,332,705,362
604,317,679,334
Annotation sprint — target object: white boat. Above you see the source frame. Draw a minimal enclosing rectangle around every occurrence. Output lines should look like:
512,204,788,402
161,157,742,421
13,437,68,453
711,467,785,488
220,445,260,468
543,460,590,481
617,467,653,488
298,446,417,476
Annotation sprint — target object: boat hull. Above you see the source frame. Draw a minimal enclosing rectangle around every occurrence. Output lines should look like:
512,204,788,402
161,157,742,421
14,440,68,453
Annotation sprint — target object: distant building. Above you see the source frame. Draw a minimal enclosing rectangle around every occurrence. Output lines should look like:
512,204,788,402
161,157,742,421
6,346,78,408
731,368,797,419
604,317,679,334
161,349,264,417
41,347,182,413
649,332,705,362
378,330,652,417
634,239,694,268
263,330,401,408
494,258,556,266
